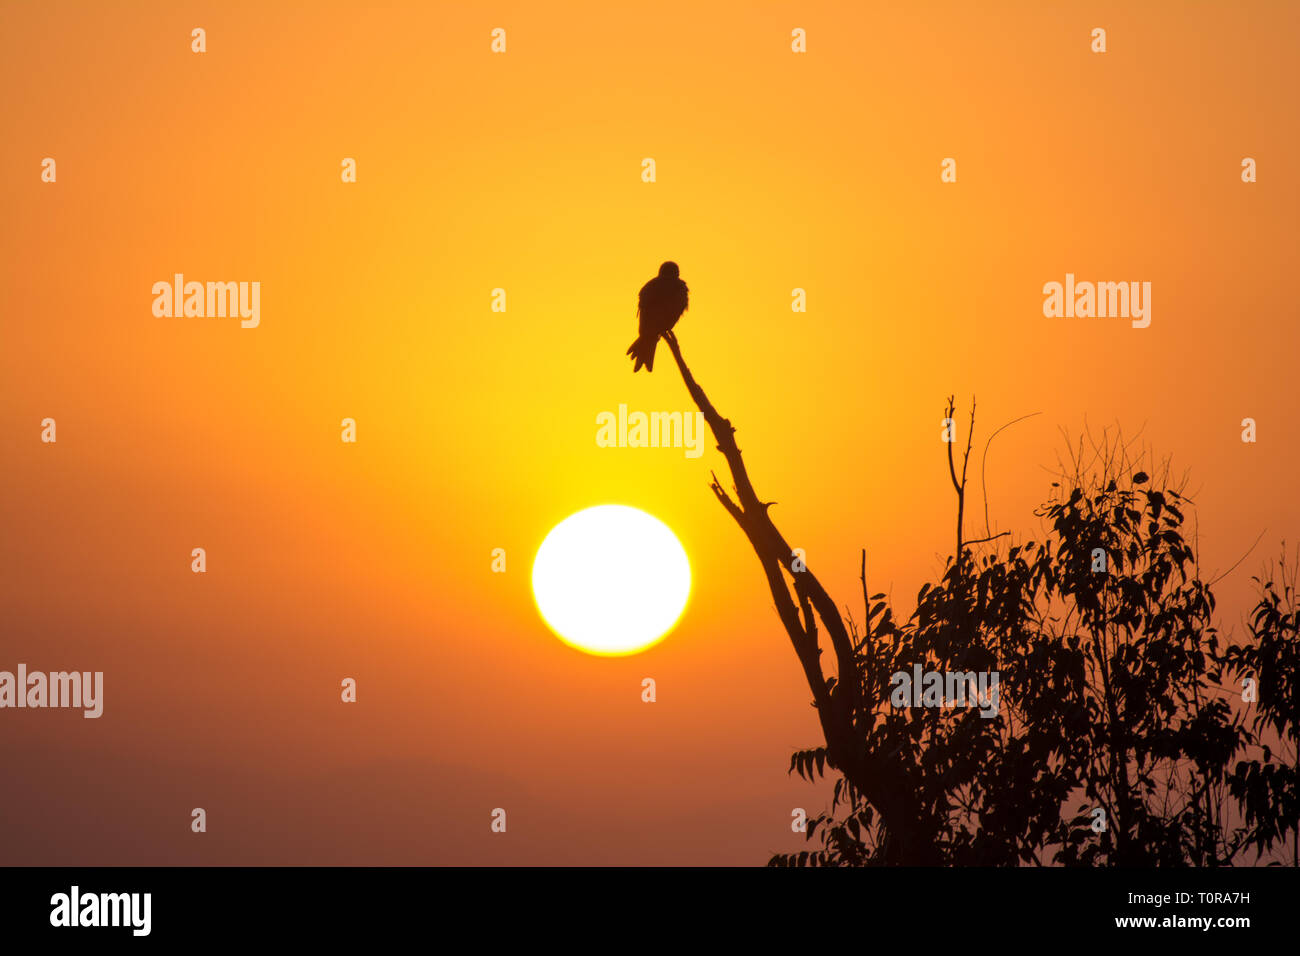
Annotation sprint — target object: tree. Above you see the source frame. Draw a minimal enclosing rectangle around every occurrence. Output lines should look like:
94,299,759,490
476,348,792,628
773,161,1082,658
661,332,1297,866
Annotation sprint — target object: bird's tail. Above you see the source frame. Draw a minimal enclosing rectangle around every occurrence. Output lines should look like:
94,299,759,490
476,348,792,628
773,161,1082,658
626,334,657,373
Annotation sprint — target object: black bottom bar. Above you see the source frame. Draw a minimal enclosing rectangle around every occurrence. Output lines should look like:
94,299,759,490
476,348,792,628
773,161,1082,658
1,865,1292,943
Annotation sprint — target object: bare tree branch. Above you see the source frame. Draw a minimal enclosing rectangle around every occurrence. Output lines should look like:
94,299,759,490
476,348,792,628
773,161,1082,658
660,330,943,865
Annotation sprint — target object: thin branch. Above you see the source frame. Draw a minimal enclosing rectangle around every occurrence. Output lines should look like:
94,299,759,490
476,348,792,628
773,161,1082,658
964,531,1011,547
957,398,975,558
945,396,961,496
1208,528,1268,587
980,411,1042,537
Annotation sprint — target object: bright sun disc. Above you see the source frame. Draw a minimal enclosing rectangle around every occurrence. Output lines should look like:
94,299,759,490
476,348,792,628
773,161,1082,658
532,505,691,656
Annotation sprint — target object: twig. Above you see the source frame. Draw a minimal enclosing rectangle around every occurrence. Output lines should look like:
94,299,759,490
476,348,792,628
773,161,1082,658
980,411,1042,538
1208,529,1268,587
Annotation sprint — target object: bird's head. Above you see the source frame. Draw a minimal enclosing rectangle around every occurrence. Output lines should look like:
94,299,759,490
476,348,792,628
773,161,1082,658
658,261,680,280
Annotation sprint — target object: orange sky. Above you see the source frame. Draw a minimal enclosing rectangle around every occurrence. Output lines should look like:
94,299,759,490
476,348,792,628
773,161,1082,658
1,0,1297,864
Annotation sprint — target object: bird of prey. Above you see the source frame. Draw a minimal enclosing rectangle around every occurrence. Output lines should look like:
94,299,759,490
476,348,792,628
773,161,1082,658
627,261,689,372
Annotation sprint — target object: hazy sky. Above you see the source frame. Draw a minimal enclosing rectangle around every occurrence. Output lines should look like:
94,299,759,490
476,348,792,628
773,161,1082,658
2,0,1296,864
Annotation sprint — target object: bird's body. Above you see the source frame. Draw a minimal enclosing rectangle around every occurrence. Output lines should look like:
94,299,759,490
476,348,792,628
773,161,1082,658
627,261,689,372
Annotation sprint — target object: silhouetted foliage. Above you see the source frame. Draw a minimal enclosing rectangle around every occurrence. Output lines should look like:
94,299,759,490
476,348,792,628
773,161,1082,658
775,424,1294,866
1224,553,1300,865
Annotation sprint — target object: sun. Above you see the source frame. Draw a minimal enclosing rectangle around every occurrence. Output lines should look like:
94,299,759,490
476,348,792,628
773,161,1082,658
532,505,691,656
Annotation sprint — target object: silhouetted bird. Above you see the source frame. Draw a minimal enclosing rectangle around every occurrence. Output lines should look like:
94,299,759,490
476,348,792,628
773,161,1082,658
627,261,689,372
